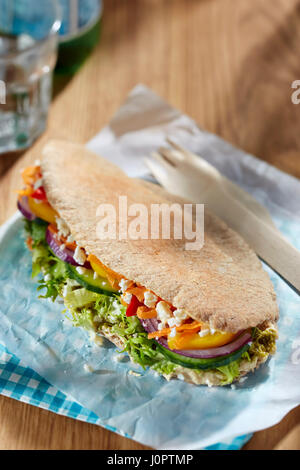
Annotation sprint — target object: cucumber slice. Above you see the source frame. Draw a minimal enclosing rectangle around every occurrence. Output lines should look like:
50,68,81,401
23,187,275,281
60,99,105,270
156,343,250,370
66,264,119,297
34,218,49,226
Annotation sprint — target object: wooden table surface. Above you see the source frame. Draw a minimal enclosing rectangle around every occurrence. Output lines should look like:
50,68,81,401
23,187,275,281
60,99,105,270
0,0,299,450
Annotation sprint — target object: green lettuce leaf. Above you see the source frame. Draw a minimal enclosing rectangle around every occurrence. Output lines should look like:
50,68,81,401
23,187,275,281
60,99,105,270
25,220,68,299
65,289,175,374
216,361,241,385
24,218,48,245
65,287,100,309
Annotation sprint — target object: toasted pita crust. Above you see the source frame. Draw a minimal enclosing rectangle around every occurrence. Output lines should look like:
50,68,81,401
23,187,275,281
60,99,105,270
41,140,278,332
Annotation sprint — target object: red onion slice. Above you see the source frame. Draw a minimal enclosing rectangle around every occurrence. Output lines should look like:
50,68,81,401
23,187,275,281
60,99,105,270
140,317,252,359
157,332,252,359
17,196,36,221
18,199,92,270
46,228,91,268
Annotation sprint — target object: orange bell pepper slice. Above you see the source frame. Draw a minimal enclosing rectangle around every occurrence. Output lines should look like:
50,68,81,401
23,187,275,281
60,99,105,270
176,321,202,332
26,237,33,251
148,328,171,339
21,166,41,186
87,254,123,289
48,224,77,251
126,286,146,303
148,320,202,340
17,187,34,197
136,306,157,320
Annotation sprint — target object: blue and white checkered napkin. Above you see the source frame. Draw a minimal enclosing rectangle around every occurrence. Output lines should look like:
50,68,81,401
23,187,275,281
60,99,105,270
0,341,251,449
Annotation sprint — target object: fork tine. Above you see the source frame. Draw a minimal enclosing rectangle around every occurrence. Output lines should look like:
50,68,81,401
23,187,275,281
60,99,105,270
144,157,169,186
165,138,196,165
166,137,191,157
150,151,175,170
166,137,219,175
144,156,159,174
158,147,184,167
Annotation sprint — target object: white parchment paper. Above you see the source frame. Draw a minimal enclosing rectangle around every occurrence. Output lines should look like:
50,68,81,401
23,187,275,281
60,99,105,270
0,85,299,449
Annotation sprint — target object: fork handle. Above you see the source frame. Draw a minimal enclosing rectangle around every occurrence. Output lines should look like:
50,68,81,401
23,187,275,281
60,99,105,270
206,191,300,294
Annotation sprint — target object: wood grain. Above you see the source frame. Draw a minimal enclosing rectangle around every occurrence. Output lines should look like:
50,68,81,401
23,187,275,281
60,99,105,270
0,0,299,450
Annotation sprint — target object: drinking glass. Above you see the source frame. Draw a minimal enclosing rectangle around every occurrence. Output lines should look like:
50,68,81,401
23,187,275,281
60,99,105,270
0,0,61,153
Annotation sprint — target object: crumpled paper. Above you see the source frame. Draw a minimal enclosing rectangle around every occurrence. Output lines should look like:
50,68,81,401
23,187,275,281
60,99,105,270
0,85,299,450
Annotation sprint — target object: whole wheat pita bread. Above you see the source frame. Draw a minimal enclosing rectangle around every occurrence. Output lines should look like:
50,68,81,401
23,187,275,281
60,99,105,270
41,140,278,333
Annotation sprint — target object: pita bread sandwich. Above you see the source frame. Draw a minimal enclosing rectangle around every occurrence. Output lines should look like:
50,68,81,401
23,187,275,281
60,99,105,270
17,140,278,386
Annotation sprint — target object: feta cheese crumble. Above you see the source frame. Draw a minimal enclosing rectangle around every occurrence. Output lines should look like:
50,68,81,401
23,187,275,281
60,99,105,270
173,308,188,322
169,327,177,338
66,234,74,243
128,370,141,377
119,278,133,293
198,328,210,337
143,291,158,308
73,246,87,266
238,376,247,384
122,292,132,304
55,216,70,238
167,317,177,328
205,379,214,387
76,266,87,275
33,177,43,190
62,285,69,298
156,301,172,327
167,309,188,327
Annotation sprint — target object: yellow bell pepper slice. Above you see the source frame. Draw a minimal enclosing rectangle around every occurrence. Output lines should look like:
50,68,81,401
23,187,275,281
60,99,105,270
168,330,236,350
28,197,58,224
87,254,123,289
89,256,109,278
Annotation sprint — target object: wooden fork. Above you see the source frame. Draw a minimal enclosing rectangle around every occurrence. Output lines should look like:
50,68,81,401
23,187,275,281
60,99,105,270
144,141,300,295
